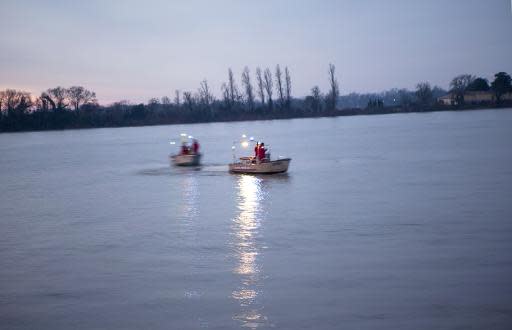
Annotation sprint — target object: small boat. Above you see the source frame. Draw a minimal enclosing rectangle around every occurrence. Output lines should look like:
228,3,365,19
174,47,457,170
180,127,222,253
229,157,291,174
229,135,291,174
169,133,201,166
170,153,202,166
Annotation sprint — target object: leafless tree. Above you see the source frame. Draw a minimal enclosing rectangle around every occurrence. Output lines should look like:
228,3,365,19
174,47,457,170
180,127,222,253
256,67,265,106
198,80,214,107
161,96,171,105
263,68,273,110
275,64,284,108
40,92,55,110
311,86,322,112
68,86,97,111
0,90,6,115
450,74,475,105
174,90,181,106
148,98,160,108
45,87,69,111
241,67,255,111
1,89,32,115
415,82,433,106
285,66,292,109
183,91,194,111
327,64,339,111
221,83,230,106
228,68,240,105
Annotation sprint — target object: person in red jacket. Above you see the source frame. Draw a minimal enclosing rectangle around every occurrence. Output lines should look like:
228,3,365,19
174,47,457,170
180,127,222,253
258,142,266,161
254,142,260,160
192,139,200,154
180,142,189,155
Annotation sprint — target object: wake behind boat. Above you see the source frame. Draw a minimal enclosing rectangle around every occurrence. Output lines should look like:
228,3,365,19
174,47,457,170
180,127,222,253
229,135,291,174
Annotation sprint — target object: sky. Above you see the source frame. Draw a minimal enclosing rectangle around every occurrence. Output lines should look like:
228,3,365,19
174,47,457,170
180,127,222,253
1,0,511,104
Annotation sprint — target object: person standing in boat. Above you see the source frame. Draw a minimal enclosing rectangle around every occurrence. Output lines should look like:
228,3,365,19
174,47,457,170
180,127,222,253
181,142,189,155
192,139,200,154
258,142,267,162
254,142,260,161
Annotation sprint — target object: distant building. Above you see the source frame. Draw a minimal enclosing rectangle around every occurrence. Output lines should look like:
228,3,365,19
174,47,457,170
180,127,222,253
499,92,512,102
464,91,494,103
438,94,454,105
437,91,512,105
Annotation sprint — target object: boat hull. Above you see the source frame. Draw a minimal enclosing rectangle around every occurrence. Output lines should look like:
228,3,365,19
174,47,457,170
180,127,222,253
229,158,291,174
170,153,202,166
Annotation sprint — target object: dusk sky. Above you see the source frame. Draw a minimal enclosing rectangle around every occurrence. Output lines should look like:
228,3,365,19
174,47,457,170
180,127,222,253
1,0,511,104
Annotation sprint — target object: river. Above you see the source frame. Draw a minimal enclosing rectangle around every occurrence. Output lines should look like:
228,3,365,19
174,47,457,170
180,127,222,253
1,109,511,329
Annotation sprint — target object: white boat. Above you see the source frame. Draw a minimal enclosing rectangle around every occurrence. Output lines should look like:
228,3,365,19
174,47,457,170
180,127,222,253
170,153,202,166
229,156,291,174
169,133,201,166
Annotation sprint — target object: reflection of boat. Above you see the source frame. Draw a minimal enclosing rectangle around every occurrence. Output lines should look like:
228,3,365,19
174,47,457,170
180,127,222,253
229,157,291,174
170,153,202,166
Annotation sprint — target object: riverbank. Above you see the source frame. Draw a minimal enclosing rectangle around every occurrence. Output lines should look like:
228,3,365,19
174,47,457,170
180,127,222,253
1,102,511,134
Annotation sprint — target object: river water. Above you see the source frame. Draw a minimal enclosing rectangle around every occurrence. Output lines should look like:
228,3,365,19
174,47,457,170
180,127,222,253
1,109,512,329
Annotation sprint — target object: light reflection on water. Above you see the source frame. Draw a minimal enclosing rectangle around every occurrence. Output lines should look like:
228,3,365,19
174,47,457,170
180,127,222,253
179,172,199,219
231,175,268,328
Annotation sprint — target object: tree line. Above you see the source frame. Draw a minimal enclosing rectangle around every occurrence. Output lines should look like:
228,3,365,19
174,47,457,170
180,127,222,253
1,67,511,133
447,72,512,105
343,71,511,110
0,64,339,132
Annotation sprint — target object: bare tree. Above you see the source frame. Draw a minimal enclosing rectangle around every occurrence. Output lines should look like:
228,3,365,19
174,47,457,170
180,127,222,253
68,86,97,111
0,90,6,115
256,67,265,106
327,64,339,111
275,64,284,108
221,83,230,106
40,94,51,111
161,96,171,105
398,89,412,106
148,98,160,107
241,67,255,111
263,68,273,110
174,90,181,106
285,66,292,109
45,87,69,111
2,89,32,115
450,74,475,105
198,80,214,107
183,91,194,111
311,86,322,113
415,82,433,106
227,68,240,106
40,92,55,111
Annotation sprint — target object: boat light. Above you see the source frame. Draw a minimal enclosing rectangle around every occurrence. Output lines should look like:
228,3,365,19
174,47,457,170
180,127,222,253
188,135,193,139
170,141,176,145
242,134,247,138
241,141,249,148
180,133,187,137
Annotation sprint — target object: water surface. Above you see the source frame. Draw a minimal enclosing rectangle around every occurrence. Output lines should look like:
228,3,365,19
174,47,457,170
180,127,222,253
1,109,512,329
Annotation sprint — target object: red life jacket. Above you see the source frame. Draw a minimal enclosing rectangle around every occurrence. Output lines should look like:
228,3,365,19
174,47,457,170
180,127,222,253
258,147,266,160
181,145,189,155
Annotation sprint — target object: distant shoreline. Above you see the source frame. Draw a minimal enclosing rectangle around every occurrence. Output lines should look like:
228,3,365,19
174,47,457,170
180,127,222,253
1,103,511,134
